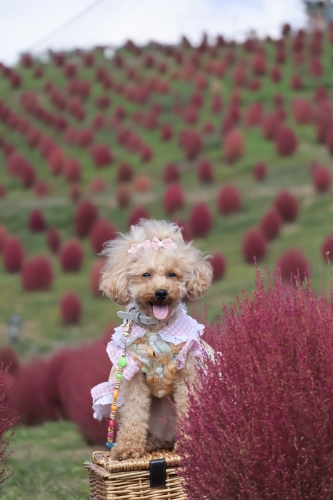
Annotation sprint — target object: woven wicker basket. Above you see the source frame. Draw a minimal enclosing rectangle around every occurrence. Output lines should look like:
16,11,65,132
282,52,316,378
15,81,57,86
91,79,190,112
84,450,187,499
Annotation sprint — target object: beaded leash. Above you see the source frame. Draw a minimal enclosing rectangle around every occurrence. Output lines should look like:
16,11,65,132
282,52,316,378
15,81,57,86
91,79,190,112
106,319,133,450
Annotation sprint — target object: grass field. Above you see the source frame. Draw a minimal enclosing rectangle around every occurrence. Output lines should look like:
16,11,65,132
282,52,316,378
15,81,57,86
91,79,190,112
1,29,333,496
1,422,92,499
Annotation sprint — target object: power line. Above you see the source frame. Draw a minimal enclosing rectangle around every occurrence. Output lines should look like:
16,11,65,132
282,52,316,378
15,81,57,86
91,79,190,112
28,0,111,51
86,0,137,41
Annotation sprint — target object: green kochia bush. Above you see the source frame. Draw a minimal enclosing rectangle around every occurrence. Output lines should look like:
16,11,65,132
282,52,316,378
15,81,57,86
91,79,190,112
178,269,333,499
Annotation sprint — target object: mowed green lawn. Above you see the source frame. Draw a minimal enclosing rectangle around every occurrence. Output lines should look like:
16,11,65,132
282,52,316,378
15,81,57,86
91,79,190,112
1,33,333,497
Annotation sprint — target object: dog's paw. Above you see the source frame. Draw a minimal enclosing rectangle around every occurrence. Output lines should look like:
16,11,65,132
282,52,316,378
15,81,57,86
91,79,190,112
110,443,146,461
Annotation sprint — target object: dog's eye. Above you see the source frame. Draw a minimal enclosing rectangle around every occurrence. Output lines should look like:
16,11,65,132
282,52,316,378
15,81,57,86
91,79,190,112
142,273,151,278
168,272,177,277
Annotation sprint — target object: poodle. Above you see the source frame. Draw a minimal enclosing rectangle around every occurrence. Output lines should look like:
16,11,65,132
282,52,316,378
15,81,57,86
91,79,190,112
91,219,213,460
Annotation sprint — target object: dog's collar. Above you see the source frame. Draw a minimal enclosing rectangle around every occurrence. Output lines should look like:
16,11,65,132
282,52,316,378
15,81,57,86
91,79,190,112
117,310,159,325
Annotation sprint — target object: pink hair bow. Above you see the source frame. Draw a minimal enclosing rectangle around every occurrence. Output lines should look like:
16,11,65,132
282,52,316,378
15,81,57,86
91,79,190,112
128,240,151,254
151,237,175,250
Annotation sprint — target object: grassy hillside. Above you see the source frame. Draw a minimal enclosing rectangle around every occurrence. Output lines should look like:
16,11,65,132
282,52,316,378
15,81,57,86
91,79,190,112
0,34,332,357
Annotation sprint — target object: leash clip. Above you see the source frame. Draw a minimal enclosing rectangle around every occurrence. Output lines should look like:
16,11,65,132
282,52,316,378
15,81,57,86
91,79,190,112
120,319,133,348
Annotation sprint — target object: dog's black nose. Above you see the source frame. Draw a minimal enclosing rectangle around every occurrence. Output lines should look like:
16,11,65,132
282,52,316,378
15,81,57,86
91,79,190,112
155,289,168,301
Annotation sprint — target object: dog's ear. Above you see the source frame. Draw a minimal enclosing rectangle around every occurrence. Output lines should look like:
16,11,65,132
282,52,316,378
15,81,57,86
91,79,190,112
186,254,213,300
99,252,131,306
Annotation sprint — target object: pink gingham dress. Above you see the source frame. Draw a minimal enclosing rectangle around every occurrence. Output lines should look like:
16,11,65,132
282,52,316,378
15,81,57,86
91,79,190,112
91,305,207,421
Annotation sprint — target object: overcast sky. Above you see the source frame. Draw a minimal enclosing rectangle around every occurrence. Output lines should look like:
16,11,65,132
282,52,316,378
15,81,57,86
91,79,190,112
0,0,307,66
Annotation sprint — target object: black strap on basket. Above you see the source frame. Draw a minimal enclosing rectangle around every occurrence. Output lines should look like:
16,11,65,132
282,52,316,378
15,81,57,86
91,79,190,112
149,458,166,488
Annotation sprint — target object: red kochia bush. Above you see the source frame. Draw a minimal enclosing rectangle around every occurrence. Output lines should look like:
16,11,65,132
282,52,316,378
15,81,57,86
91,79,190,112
28,209,45,232
89,177,107,193
325,127,333,153
313,166,331,193
0,347,20,375
253,162,267,180
47,148,65,176
134,175,151,192
163,163,180,183
224,129,245,163
163,184,184,215
189,203,212,238
60,292,82,325
189,92,203,108
3,237,24,272
89,259,105,297
46,227,61,253
275,126,298,156
140,144,153,163
90,144,113,168
64,159,82,183
67,97,85,120
211,95,223,114
244,102,263,127
210,253,227,280
274,190,299,222
260,208,282,241
34,179,50,197
197,159,214,183
117,163,133,183
252,53,266,75
0,364,19,485
70,184,81,203
74,200,98,237
183,106,198,125
42,348,75,420
262,112,281,141
96,95,110,110
275,107,286,122
11,359,56,426
314,86,328,103
321,235,333,261
290,74,303,91
270,66,281,82
60,240,84,272
180,130,202,160
127,206,149,229
161,124,173,141
21,256,54,291
173,220,193,243
63,63,77,79
58,338,110,444
217,184,241,215
274,93,284,107
292,99,313,124
0,225,8,253
309,57,323,78
178,268,333,499
279,248,310,282
116,185,131,209
233,66,247,87
242,228,267,263
90,219,117,254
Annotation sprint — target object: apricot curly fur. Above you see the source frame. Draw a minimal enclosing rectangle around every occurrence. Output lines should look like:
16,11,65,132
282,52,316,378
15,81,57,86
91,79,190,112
100,219,212,459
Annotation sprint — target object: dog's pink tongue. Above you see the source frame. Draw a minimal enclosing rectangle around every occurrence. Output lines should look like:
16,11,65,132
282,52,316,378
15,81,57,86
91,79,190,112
153,304,169,320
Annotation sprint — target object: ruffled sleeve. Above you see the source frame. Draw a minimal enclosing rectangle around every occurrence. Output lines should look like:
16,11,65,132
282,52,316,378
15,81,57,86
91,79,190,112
176,323,204,369
91,327,141,420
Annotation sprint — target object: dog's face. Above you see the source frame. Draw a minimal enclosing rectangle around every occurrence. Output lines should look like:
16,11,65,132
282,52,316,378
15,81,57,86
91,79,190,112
100,220,213,322
126,248,194,320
